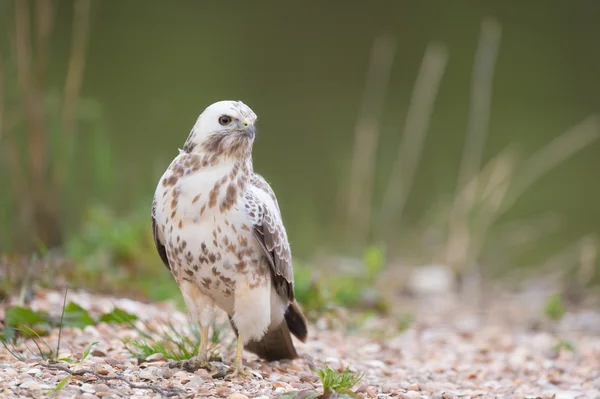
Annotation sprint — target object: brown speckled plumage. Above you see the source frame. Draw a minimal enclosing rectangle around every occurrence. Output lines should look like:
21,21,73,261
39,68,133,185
151,100,307,367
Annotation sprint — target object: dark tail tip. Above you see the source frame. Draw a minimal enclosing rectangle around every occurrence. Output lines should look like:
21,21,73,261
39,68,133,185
285,301,308,342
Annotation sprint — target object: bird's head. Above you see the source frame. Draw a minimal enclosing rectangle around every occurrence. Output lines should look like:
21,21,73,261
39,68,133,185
182,100,258,159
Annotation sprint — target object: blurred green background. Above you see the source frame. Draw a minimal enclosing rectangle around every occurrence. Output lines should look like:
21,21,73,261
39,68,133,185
1,0,599,304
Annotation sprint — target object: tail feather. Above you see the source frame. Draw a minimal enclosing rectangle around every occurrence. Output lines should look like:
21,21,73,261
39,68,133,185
285,301,308,342
228,301,308,362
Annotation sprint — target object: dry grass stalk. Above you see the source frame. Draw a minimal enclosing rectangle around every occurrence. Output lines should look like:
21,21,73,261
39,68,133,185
379,42,448,240
3,0,94,249
344,34,397,247
0,52,4,144
499,115,600,215
55,0,93,188
35,0,54,87
444,17,502,273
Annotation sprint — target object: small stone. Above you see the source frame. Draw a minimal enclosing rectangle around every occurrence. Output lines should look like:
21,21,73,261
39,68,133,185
409,383,421,391
25,368,42,376
104,358,121,366
173,371,188,379
19,380,40,390
81,394,99,399
96,392,115,397
399,392,422,399
139,369,154,380
216,386,233,396
5,368,18,377
161,368,174,379
80,383,95,393
367,387,378,398
194,368,212,378
226,394,249,399
91,350,107,357
94,384,110,392
146,353,166,361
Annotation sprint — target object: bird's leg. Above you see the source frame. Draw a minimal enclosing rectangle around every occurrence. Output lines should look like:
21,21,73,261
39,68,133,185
226,333,249,379
167,326,212,371
166,289,215,372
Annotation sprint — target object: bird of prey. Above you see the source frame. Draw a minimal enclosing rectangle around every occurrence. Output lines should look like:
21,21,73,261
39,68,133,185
151,100,308,377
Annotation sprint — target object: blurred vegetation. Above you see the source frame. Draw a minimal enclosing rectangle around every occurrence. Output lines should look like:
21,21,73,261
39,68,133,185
1,0,600,312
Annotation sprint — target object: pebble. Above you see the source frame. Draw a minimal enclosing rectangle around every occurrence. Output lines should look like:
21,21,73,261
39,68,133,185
399,392,423,399
80,383,96,393
216,386,233,396
25,368,42,376
226,394,249,399
138,368,155,380
19,380,40,390
146,353,166,361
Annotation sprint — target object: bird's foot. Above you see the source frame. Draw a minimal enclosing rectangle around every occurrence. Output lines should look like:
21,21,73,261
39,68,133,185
212,362,249,380
166,356,212,372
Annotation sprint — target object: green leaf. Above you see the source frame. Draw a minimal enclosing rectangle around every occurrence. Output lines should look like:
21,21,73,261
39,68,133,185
5,306,49,328
296,390,322,399
47,376,70,396
337,388,361,399
363,244,385,279
61,302,95,328
274,392,302,399
544,294,566,321
58,358,75,364
81,341,99,361
99,308,138,324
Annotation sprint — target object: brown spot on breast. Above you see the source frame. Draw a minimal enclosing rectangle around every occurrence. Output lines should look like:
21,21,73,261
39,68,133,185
235,260,247,272
201,277,211,290
185,269,194,277
192,194,201,204
208,184,220,209
231,224,237,233
167,175,178,186
200,204,206,216
182,240,187,249
201,242,208,254
209,254,216,263
220,183,238,212
170,210,176,219
178,220,183,229
241,224,250,231
237,236,249,247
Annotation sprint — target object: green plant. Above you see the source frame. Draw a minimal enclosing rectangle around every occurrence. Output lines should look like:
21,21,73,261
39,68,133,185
553,339,576,353
544,294,566,321
122,319,226,362
276,365,363,399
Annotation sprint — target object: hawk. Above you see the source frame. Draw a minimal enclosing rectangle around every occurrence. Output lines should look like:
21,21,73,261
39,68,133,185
151,100,308,377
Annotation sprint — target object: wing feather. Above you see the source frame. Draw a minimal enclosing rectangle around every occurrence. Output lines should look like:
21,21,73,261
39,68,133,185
151,197,171,270
247,174,294,301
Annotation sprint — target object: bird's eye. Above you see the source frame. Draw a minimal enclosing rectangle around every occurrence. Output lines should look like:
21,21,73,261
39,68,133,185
218,115,232,126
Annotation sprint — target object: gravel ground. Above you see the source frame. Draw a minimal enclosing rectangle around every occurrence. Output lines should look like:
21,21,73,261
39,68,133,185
1,288,600,399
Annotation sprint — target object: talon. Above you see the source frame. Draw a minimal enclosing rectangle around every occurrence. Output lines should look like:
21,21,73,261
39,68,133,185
226,363,249,380
166,357,212,372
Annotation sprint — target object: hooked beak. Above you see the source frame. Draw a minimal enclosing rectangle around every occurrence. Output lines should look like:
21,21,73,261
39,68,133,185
242,119,255,138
